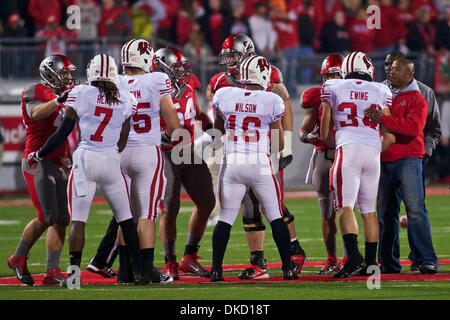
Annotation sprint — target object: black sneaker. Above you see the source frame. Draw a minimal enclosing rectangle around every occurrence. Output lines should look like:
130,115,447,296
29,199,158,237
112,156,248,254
283,262,300,280
352,264,379,276
333,253,366,278
117,263,134,283
419,263,438,275
210,267,224,282
380,265,401,274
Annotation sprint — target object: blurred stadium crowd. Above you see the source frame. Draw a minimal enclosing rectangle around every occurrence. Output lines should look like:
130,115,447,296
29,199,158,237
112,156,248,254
0,0,449,183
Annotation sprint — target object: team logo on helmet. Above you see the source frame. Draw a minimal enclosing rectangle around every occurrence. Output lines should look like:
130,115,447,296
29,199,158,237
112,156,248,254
239,55,271,90
341,52,375,80
121,39,154,73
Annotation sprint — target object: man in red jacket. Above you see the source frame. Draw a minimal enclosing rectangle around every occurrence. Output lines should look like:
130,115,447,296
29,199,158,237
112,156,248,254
364,58,438,275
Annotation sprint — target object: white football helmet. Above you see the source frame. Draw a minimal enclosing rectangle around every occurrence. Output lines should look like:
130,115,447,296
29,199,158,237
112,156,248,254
239,55,271,90
121,38,154,73
341,51,375,80
86,54,118,85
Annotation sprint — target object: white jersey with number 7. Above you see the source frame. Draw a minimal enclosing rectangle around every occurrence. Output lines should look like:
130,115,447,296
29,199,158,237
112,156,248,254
65,84,137,152
321,78,392,152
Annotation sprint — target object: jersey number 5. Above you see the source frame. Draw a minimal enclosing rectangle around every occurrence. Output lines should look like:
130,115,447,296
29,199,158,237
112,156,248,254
90,106,113,142
132,103,151,133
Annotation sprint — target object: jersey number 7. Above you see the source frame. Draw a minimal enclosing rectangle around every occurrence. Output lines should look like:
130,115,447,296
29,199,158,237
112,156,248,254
90,106,113,142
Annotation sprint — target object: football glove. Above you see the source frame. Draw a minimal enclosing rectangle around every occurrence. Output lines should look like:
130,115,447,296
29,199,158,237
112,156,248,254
161,131,173,148
301,127,321,146
27,151,42,169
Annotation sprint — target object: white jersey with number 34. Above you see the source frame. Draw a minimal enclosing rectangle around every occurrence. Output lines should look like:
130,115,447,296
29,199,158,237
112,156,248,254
321,78,392,151
213,87,284,155
117,72,172,147
66,84,137,152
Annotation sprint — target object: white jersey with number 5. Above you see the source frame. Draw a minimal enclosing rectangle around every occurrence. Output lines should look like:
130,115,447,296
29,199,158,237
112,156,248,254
117,72,172,147
321,78,392,151
213,87,284,155
66,84,137,152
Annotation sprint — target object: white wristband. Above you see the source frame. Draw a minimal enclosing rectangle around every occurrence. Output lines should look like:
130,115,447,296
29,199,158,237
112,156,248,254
281,130,292,157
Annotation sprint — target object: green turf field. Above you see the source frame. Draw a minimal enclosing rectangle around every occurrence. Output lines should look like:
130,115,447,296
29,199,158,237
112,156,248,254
1,195,449,300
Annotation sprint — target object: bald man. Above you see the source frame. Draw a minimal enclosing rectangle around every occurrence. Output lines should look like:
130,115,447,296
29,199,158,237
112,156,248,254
364,58,439,275
382,51,441,272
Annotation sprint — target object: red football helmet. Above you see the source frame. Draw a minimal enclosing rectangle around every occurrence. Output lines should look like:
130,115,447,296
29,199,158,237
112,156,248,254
320,54,343,81
153,46,192,98
219,33,255,75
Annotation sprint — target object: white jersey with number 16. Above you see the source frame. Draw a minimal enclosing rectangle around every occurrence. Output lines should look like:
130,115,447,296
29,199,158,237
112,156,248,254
213,87,284,155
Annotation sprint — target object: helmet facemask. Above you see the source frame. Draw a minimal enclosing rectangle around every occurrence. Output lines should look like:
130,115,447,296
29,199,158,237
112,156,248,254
158,58,192,99
40,58,76,94
219,50,243,75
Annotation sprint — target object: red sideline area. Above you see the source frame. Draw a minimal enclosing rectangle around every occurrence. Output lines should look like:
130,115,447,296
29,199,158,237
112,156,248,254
1,260,450,286
1,188,449,206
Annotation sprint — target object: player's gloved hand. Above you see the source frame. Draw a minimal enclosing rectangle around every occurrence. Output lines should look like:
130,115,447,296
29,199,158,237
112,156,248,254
279,131,293,170
56,90,71,105
301,127,322,146
27,151,42,169
60,157,72,170
161,130,173,148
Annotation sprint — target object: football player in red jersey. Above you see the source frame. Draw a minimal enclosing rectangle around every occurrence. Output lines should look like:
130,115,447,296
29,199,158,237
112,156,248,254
299,54,348,275
154,47,216,280
207,33,306,280
7,55,76,286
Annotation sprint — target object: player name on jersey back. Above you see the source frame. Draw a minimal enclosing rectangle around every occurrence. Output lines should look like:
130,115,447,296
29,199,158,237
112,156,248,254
213,87,284,156
235,102,257,113
321,78,392,151
117,72,172,147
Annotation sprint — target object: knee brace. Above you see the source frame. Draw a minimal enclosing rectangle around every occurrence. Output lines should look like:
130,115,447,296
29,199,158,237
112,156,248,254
242,216,266,232
282,207,295,225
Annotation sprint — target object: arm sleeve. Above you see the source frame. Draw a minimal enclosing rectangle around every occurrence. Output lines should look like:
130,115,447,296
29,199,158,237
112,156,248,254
39,116,76,158
422,86,442,155
212,88,226,119
381,94,427,136
379,85,392,109
64,85,82,113
272,94,285,122
320,80,335,105
125,93,138,119
156,72,173,97
23,84,52,119
301,87,321,109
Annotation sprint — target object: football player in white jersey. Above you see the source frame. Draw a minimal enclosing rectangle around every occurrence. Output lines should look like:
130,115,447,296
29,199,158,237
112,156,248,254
320,51,396,278
210,55,299,282
28,54,147,286
114,39,181,284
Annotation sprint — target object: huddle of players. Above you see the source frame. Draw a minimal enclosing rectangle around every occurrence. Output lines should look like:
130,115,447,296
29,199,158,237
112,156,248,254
8,31,389,286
